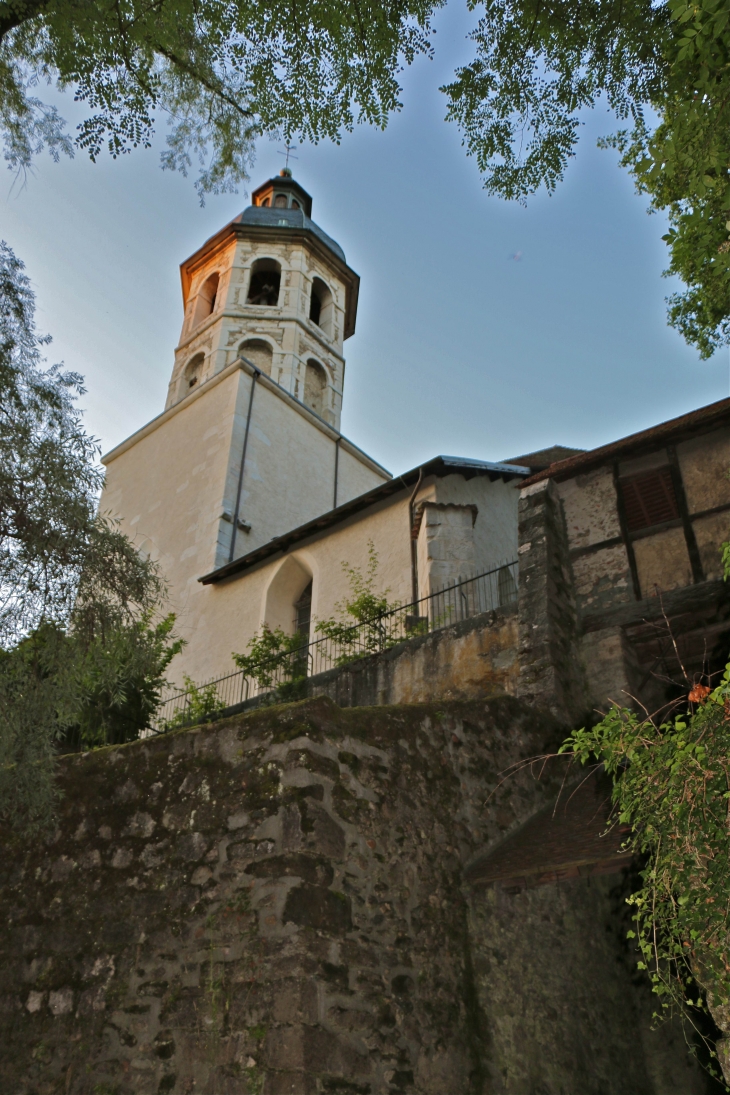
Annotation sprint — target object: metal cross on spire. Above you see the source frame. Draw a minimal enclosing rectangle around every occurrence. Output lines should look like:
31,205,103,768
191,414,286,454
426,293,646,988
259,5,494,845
278,143,298,171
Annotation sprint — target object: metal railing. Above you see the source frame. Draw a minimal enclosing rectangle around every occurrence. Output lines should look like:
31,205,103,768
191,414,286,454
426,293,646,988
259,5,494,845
155,560,518,729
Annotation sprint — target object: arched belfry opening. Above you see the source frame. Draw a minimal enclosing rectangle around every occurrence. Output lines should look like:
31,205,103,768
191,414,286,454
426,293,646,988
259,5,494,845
247,259,281,306
239,339,273,376
192,272,219,327
309,277,334,338
304,359,327,416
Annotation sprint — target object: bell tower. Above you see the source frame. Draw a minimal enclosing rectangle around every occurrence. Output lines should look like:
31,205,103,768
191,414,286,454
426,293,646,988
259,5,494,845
165,170,359,431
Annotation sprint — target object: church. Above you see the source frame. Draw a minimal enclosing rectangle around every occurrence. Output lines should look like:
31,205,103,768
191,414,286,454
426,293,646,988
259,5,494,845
100,171,539,693
9,172,730,1095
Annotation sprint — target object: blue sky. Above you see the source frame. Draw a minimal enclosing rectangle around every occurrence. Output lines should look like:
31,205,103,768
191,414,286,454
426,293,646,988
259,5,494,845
3,2,728,475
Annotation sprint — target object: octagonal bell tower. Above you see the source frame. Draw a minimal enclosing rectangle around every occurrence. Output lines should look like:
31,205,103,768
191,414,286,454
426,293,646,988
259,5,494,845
165,170,359,431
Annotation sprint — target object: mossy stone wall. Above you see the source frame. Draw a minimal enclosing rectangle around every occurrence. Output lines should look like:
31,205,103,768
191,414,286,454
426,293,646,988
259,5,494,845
0,696,709,1094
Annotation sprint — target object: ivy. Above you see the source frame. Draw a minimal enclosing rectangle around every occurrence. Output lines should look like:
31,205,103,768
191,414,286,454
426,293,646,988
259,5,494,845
561,669,730,1085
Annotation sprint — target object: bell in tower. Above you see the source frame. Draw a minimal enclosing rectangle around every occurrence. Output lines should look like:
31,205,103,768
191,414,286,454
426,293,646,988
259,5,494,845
165,169,359,432
100,172,389,685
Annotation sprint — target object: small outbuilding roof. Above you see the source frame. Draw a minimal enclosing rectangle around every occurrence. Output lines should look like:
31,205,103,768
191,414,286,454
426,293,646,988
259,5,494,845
199,455,530,585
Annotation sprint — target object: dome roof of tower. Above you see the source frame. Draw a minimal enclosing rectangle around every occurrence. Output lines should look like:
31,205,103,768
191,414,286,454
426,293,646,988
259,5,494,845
239,204,346,263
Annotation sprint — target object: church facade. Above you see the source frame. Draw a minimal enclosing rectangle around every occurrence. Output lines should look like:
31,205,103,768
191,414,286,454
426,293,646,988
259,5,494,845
100,173,529,687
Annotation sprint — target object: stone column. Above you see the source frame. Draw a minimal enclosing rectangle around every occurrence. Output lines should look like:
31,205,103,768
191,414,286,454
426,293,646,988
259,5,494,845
516,478,588,723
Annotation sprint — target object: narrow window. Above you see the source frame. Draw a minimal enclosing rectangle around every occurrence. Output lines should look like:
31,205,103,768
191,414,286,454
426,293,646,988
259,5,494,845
294,580,312,641
180,352,205,400
309,287,322,326
304,359,327,416
291,199,301,210
619,468,679,532
260,197,270,207
247,259,281,306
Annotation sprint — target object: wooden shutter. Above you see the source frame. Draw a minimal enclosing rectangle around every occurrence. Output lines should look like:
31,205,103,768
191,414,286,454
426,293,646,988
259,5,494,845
619,467,679,532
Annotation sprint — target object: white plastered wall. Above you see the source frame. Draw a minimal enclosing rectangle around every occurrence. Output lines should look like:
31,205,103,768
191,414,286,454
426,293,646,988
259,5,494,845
415,473,520,576
177,472,523,689
100,361,390,686
229,369,388,556
193,492,413,684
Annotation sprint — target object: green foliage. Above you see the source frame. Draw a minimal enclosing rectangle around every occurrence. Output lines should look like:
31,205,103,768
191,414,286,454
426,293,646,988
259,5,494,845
0,241,181,829
0,630,61,832
0,241,163,645
314,541,405,664
561,670,730,1081
62,613,183,747
0,0,438,200
232,625,308,702
440,0,730,357
722,537,730,582
441,0,666,202
162,674,224,729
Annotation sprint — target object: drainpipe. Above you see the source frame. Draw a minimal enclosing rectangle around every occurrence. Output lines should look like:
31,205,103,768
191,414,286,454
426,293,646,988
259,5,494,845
228,364,260,562
333,437,341,510
409,467,423,605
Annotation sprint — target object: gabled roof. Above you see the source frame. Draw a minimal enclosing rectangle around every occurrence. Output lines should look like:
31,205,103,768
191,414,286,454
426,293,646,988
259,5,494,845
504,445,585,472
199,455,530,585
522,397,730,487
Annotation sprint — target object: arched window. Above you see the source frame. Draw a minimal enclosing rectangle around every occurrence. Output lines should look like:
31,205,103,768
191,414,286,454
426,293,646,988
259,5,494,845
291,199,301,210
247,259,281,306
294,580,312,642
309,277,334,338
264,556,313,637
238,339,273,376
191,272,219,327
274,194,288,208
304,359,327,416
260,197,270,207
181,352,204,398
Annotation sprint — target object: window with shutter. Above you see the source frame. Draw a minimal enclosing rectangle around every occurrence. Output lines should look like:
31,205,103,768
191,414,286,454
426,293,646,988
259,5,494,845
619,467,679,532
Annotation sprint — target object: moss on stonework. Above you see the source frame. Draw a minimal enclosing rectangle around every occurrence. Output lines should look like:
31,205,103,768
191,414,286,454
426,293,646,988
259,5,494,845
0,693,571,1095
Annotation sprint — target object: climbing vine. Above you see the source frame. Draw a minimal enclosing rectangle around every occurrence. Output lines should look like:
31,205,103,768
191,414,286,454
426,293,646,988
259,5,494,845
562,668,730,1085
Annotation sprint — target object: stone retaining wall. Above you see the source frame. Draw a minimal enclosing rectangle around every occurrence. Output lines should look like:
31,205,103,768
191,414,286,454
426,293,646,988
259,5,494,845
0,697,708,1094
307,607,518,710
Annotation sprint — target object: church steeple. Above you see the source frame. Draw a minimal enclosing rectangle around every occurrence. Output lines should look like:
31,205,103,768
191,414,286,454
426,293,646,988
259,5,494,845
165,173,359,431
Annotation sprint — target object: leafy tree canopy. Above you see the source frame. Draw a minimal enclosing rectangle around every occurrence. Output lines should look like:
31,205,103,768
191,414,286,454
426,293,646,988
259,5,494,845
0,0,437,200
441,0,730,358
3,0,730,351
0,241,181,831
0,239,160,645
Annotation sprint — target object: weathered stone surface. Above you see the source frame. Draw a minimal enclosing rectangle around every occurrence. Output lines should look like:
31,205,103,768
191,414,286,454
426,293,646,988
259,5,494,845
516,478,588,723
0,696,710,1093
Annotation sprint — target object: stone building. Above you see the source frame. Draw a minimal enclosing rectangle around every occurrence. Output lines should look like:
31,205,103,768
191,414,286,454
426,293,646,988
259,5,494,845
517,398,730,720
